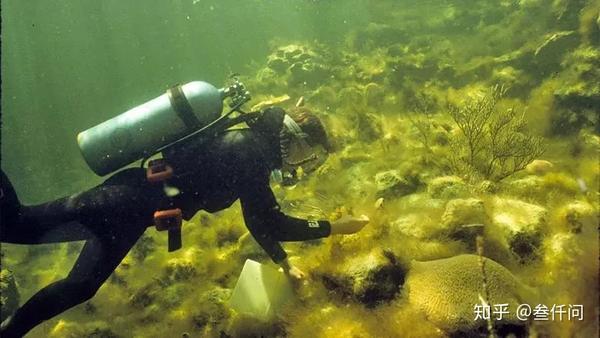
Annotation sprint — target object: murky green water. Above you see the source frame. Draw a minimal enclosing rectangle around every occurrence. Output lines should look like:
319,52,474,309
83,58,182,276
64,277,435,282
1,1,598,337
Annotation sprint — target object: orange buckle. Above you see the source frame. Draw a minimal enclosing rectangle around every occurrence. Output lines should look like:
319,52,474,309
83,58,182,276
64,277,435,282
154,208,182,231
147,159,173,183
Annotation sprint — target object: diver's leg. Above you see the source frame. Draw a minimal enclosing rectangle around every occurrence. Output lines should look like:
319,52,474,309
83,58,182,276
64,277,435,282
1,168,158,244
0,220,148,338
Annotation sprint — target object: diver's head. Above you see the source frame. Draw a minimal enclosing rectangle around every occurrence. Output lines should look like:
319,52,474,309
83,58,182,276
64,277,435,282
280,107,330,176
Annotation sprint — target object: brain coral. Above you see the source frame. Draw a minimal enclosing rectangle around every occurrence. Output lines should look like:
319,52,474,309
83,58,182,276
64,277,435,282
405,254,533,333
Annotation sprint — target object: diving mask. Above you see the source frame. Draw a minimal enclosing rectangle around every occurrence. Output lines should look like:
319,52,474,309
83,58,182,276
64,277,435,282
281,114,328,175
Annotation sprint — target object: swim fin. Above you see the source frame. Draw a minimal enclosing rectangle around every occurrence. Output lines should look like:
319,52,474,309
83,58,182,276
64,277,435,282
0,169,22,230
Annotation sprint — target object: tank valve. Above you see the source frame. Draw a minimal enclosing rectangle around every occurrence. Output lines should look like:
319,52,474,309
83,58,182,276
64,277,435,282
222,78,251,109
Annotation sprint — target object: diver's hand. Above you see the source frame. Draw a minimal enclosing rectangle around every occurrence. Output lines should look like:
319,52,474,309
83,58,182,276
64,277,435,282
286,266,307,280
330,214,370,234
279,258,306,281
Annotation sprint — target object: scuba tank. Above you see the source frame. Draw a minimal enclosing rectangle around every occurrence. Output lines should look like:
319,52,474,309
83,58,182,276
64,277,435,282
77,80,249,176
77,78,252,252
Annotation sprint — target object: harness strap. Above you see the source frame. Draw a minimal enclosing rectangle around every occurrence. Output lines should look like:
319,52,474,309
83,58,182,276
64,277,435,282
167,85,201,130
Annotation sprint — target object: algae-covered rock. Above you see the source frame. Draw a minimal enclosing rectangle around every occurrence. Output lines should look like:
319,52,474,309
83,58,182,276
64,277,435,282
439,198,489,245
163,248,203,283
405,254,531,335
391,213,439,239
441,198,489,229
320,249,406,308
191,287,231,330
492,198,547,263
353,112,382,142
364,82,385,108
338,144,373,167
525,159,554,175
237,232,269,262
309,85,337,108
551,47,600,134
375,170,418,199
427,176,469,199
49,320,120,338
0,269,19,321
289,61,329,87
349,22,409,50
338,86,365,109
508,173,580,200
556,200,598,233
131,233,156,262
491,66,530,96
533,31,579,68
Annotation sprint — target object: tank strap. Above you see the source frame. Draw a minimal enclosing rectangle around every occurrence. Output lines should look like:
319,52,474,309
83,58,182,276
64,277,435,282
167,85,201,130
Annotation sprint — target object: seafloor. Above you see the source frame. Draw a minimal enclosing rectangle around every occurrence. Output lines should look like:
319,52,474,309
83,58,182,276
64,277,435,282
1,0,599,337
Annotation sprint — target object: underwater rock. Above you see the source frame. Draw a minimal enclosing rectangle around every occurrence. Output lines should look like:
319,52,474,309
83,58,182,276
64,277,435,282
163,249,202,283
364,82,385,108
353,112,383,143
237,232,269,262
255,67,279,86
191,287,231,329
391,213,436,239
525,159,554,175
289,61,330,88
0,269,20,321
267,57,288,74
308,85,337,108
87,327,121,338
405,254,531,335
267,44,314,74
427,176,468,199
439,198,489,245
375,170,418,199
551,47,600,134
338,145,373,167
129,283,160,309
533,31,579,69
349,23,409,50
507,175,545,197
556,200,598,234
131,233,156,262
320,249,406,308
441,198,489,229
476,180,498,194
492,198,547,263
387,52,455,87
49,320,120,338
491,66,530,96
49,320,81,337
507,173,580,200
575,129,600,155
338,86,365,109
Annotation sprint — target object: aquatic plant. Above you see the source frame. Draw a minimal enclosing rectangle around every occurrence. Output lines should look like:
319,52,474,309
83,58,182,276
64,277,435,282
447,85,545,181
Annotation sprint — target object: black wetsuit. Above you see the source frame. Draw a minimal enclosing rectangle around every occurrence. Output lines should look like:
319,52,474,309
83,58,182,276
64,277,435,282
0,107,331,337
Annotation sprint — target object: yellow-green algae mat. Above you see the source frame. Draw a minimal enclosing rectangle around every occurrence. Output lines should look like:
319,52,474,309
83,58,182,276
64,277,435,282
405,254,536,332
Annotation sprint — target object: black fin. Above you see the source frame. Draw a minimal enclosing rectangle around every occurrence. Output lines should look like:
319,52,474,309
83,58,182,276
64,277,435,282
1,169,22,225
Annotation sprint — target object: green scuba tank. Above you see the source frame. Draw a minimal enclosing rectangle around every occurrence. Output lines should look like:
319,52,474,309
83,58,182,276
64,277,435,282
77,81,225,176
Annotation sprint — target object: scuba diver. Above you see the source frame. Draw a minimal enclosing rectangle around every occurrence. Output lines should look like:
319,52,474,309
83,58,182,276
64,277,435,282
0,80,369,337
